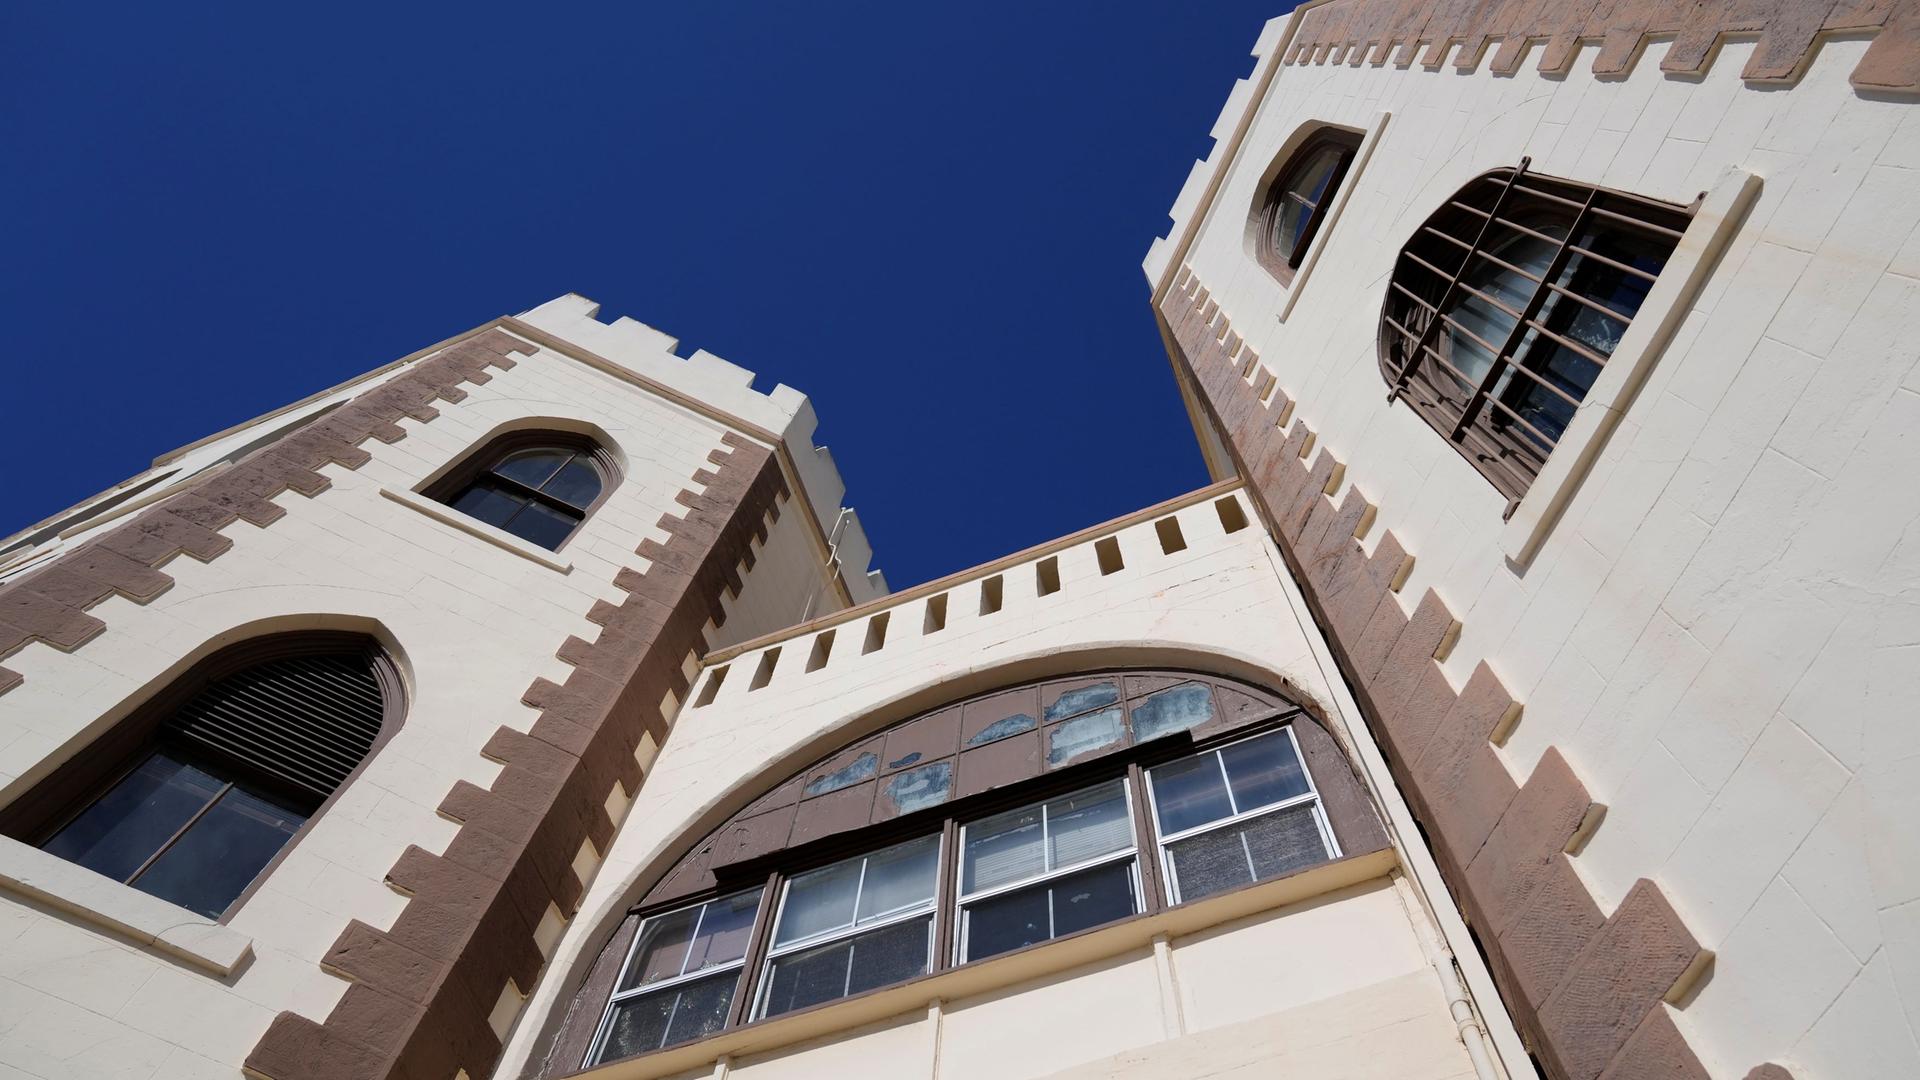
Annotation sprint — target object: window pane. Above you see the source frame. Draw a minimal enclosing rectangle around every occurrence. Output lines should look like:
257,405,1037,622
502,498,580,551
1166,804,1329,904
493,448,570,489
596,969,736,1062
41,753,223,883
1149,753,1233,836
1043,681,1119,722
1046,781,1131,868
1271,146,1343,260
761,915,931,1018
621,906,699,991
774,857,862,947
961,804,1044,894
1046,706,1124,767
964,859,1137,962
1218,731,1310,813
133,785,306,917
542,457,602,509
449,480,526,530
854,835,939,924
1131,683,1213,742
684,889,762,974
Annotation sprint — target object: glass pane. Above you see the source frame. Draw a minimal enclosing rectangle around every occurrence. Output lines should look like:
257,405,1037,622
684,889,762,974
961,803,1044,894
41,753,222,883
596,970,736,1062
621,906,698,990
962,877,1051,961
802,752,876,798
1047,781,1131,868
1149,753,1233,836
775,857,862,947
1446,220,1566,384
1219,731,1310,813
1271,146,1343,261
503,499,580,551
542,457,602,509
1046,706,1124,768
1167,804,1329,904
133,785,305,918
854,835,940,924
448,481,526,530
761,916,931,1019
883,761,952,817
1050,859,1138,939
963,860,1136,962
1043,682,1119,723
493,448,570,489
965,711,1036,747
1131,683,1214,742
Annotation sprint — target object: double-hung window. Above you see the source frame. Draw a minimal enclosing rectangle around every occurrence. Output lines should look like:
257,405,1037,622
592,887,764,1063
755,834,941,1019
956,779,1140,961
1146,728,1338,904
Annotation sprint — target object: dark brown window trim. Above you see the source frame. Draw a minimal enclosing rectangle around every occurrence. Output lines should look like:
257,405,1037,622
420,428,622,553
0,629,406,923
1253,127,1364,287
1377,158,1695,507
576,710,1380,1073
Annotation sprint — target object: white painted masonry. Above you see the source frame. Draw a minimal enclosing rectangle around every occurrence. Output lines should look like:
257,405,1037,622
1150,18,1920,1080
0,302,874,1079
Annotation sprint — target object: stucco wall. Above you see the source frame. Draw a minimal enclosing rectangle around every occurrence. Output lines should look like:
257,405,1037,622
1158,26,1919,1080
503,488,1487,1080
0,314,847,1078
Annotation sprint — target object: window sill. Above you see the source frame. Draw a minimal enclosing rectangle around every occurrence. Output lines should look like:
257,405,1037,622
568,845,1395,1080
1500,167,1763,566
380,486,574,574
0,835,254,976
1276,110,1390,323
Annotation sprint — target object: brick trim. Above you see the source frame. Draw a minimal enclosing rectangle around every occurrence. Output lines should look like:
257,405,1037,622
243,431,788,1080
0,328,534,697
1281,0,1920,94
1155,273,1751,1080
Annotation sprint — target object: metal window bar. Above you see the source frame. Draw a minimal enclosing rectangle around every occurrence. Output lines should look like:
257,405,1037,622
1387,160,1532,393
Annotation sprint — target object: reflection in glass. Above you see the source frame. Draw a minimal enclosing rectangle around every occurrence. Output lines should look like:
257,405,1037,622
963,860,1137,961
883,762,952,817
1165,804,1328,903
760,916,933,1019
598,970,737,1060
1046,707,1125,768
1044,682,1119,723
1131,683,1214,742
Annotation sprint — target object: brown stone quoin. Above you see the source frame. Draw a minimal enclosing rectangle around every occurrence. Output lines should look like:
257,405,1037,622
1279,0,1920,94
243,431,788,1080
0,328,534,697
1154,275,1786,1080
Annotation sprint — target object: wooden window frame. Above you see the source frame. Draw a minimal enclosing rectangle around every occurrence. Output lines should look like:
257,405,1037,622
1378,158,1695,509
1254,128,1364,287
579,713,1337,1070
422,429,621,553
0,631,406,922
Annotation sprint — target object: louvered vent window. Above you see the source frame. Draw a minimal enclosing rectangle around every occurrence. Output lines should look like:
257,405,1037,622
1379,159,1693,505
36,636,398,917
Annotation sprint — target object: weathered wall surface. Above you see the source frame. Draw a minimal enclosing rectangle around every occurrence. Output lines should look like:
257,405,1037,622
1152,16,1920,1080
0,302,865,1079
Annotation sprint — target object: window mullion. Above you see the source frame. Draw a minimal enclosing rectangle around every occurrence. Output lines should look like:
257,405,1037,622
1127,765,1164,912
933,818,959,972
727,872,782,1030
125,779,231,885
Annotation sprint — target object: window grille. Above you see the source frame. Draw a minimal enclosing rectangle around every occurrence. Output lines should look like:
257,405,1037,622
1379,159,1693,506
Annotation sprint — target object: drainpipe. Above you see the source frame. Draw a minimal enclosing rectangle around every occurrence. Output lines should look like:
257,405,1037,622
1397,872,1503,1080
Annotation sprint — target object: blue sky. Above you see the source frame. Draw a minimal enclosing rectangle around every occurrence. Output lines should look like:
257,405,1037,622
3,3,1292,587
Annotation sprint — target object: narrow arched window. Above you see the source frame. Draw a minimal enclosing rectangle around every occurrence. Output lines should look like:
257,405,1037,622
2,633,402,919
1254,128,1362,285
427,432,616,551
1379,162,1692,503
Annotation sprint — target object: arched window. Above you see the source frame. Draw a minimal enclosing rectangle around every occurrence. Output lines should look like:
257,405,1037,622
1379,161,1693,503
1254,128,1362,285
426,431,616,551
0,632,403,919
561,669,1386,1069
